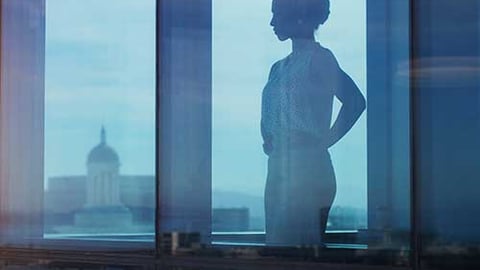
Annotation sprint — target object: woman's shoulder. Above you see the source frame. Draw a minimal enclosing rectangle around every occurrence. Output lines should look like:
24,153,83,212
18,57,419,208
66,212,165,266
309,44,342,88
268,56,289,76
272,55,289,68
312,43,339,67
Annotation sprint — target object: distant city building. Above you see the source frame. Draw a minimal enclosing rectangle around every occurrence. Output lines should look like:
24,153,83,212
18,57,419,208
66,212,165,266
212,207,249,232
327,206,367,230
45,127,155,234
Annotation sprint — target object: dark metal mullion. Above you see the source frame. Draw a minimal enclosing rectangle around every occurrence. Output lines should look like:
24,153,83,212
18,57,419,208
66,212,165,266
385,0,393,237
154,0,163,259
409,0,421,269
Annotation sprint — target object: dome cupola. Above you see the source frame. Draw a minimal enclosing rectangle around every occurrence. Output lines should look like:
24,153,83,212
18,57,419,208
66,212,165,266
87,126,120,165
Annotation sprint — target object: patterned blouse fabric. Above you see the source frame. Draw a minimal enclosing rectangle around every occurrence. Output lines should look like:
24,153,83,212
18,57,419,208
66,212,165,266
261,42,340,246
261,42,340,149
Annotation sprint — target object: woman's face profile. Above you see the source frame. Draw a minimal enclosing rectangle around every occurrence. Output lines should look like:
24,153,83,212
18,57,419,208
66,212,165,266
270,0,303,41
270,0,317,41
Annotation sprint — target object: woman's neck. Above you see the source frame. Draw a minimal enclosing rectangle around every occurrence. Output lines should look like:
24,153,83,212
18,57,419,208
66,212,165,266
291,37,316,53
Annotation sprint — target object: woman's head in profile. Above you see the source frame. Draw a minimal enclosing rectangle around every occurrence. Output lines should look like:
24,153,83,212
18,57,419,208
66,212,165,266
270,0,330,41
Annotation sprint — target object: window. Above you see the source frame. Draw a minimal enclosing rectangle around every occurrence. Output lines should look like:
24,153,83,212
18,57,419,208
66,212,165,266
212,0,367,236
0,0,156,248
159,0,411,263
44,0,156,242
0,0,411,266
414,1,480,268
5,0,480,269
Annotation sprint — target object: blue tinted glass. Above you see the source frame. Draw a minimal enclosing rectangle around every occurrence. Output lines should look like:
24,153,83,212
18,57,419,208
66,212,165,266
414,0,480,268
160,0,411,264
44,0,156,243
212,0,367,243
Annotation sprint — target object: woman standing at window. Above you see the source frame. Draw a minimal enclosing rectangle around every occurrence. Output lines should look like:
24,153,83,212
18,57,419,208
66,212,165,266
261,0,366,246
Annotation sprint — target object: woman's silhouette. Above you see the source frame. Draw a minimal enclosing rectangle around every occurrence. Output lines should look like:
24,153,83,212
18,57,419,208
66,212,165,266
261,0,366,246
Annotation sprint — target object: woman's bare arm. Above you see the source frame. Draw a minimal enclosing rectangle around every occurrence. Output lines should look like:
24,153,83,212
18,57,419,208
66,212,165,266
326,69,366,148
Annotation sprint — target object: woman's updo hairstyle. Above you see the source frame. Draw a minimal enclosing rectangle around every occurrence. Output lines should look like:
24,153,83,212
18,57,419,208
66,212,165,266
276,0,330,29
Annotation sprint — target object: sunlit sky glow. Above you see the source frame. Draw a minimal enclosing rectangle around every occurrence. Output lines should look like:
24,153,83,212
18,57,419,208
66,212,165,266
45,0,156,189
45,0,366,210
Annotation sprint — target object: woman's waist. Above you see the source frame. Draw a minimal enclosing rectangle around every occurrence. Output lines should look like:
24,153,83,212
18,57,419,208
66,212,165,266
268,139,332,166
272,130,327,147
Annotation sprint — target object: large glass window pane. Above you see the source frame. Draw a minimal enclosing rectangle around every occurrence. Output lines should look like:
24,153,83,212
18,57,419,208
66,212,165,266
414,1,480,268
43,0,156,243
160,0,411,266
212,0,367,240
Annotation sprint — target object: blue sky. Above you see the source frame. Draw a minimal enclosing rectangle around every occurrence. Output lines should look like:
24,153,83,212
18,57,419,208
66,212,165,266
45,0,366,210
45,0,156,187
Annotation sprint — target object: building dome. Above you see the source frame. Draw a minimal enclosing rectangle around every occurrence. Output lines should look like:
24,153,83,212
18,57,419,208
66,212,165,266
87,127,120,165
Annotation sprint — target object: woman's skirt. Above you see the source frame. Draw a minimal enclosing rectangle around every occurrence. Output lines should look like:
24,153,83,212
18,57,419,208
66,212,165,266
265,144,336,246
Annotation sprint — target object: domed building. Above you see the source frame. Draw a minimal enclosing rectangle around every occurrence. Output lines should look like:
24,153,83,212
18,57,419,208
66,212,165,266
74,127,133,230
85,126,121,207
44,126,155,235
87,127,120,164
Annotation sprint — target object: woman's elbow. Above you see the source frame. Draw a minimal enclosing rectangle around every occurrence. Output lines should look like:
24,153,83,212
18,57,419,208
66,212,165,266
348,93,366,116
357,95,366,113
